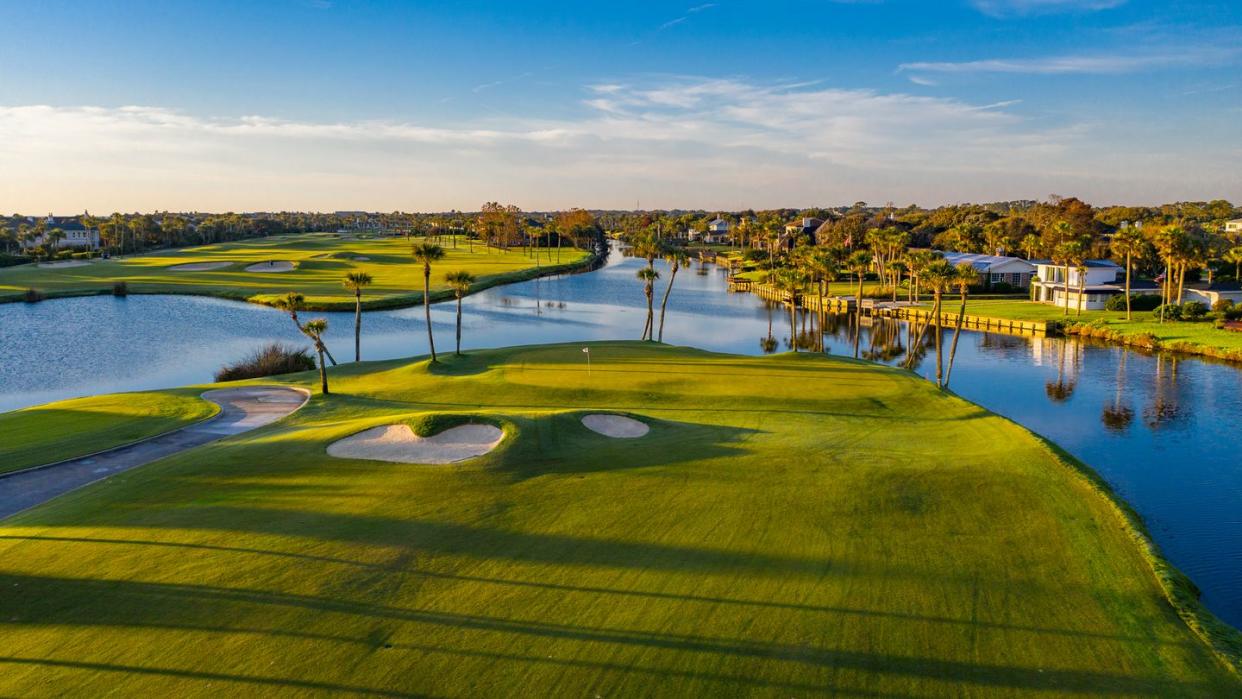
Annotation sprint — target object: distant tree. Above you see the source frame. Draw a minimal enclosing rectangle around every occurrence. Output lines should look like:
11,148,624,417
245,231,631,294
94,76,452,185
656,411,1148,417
1110,228,1148,321
444,270,475,356
847,249,872,303
341,271,373,361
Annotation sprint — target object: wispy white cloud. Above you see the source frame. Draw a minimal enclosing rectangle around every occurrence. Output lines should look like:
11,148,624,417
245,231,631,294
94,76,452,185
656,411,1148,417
899,45,1238,77
657,3,717,32
971,0,1126,18
0,76,1235,210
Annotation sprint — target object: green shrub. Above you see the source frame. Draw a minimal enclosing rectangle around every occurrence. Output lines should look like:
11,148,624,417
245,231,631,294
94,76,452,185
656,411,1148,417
70,251,96,260
22,288,45,303
53,249,74,260
214,343,315,382
112,281,128,297
0,254,32,268
1106,294,1161,312
1181,301,1208,320
1153,304,1182,321
1211,298,1234,314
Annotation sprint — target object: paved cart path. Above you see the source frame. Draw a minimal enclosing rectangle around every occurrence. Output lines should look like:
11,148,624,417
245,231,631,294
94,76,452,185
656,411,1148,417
0,386,307,520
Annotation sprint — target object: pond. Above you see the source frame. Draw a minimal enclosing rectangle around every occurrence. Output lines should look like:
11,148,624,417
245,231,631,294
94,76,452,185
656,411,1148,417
1,245,1239,629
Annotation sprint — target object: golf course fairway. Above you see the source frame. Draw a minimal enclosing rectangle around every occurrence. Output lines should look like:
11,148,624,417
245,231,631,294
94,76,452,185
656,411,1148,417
0,232,591,309
1,342,1238,696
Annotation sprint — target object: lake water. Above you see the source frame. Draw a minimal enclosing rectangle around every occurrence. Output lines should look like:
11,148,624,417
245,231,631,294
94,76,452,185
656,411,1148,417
1,246,1240,629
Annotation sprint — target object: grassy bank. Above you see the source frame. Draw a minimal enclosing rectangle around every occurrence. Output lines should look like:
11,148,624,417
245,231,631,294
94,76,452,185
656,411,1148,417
0,342,1237,695
920,298,1242,362
0,232,593,311
0,389,217,475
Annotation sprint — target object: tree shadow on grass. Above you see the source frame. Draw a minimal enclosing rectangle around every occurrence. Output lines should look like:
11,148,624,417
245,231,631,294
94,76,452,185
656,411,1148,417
0,571,1217,696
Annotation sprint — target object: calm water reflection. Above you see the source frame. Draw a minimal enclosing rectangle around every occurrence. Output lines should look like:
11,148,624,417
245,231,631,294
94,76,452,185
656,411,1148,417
1,246,1239,628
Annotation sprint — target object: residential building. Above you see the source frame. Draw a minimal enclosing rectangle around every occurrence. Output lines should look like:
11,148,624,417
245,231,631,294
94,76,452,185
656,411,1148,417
938,251,1036,289
1029,258,1155,310
1226,219,1242,235
1184,282,1242,307
21,215,101,251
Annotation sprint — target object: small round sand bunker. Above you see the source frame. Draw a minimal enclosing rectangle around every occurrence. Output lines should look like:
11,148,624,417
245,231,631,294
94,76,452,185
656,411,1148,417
353,256,371,261
581,414,650,439
169,261,231,271
328,423,503,464
245,260,295,272
38,260,92,268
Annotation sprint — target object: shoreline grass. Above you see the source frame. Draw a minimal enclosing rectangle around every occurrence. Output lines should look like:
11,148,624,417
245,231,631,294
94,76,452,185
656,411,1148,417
0,232,596,311
0,341,1236,694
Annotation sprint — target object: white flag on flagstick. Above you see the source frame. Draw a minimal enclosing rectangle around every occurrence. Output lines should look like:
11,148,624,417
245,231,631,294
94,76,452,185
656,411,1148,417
582,348,589,353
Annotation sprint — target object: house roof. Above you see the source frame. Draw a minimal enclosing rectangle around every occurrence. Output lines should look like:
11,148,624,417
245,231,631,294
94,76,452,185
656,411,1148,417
1029,258,1121,268
939,251,1035,272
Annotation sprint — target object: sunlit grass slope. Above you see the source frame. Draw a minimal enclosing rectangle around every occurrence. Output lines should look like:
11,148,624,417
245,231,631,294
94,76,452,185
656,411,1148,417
0,342,1237,696
0,389,217,475
0,232,591,310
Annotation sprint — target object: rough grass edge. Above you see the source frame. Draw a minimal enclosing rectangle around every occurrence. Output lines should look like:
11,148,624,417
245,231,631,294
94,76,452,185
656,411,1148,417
0,393,224,481
1061,320,1242,365
1025,418,1242,676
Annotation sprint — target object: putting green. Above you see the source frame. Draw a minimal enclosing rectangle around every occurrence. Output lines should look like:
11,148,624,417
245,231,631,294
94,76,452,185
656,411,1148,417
0,232,591,310
0,342,1237,695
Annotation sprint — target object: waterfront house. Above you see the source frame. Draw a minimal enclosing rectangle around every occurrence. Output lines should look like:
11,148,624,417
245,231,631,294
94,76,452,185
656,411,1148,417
20,215,101,251
1029,258,1149,310
938,251,1036,289
1184,282,1242,307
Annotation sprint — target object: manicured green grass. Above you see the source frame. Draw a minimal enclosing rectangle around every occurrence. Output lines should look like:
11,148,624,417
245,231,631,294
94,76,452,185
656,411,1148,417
0,232,591,310
924,298,1242,357
0,389,217,474
1,342,1237,695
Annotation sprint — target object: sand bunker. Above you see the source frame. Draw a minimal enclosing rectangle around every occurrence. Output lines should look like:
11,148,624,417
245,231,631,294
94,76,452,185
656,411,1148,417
328,423,503,464
169,261,231,271
38,260,91,268
581,414,650,439
354,256,371,261
245,260,295,272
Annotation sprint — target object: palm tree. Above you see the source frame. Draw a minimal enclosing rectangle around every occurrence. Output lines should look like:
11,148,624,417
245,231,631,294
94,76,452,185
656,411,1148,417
411,243,446,362
274,292,338,366
771,268,805,352
444,270,475,356
341,272,373,362
1052,239,1086,317
907,259,954,384
656,248,689,342
943,262,979,389
1225,246,1242,281
636,267,660,341
1110,228,1147,321
1019,234,1042,260
847,249,872,305
303,319,331,395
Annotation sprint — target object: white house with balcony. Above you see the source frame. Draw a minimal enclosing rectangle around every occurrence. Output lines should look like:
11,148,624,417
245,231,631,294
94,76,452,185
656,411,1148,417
1226,219,1242,235
20,215,101,251
939,251,1036,289
1028,258,1154,310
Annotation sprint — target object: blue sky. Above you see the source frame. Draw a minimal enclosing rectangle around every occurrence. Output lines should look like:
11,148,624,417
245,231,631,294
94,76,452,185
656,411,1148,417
1,0,1239,211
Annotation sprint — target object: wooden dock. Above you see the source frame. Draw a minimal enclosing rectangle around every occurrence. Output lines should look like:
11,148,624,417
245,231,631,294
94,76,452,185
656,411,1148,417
874,305,1049,336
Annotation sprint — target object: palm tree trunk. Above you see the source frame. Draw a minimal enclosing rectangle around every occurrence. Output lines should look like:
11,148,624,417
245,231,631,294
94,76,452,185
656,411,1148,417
790,297,798,353
423,267,437,362
354,291,362,362
1177,264,1186,304
1124,252,1132,321
455,294,463,356
1077,275,1084,317
934,292,944,387
945,290,967,388
317,346,329,395
1063,263,1070,316
657,263,678,343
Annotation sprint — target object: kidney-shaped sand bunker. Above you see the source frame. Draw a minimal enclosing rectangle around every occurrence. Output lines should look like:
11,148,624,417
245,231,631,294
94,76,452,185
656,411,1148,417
327,423,503,464
581,414,650,439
